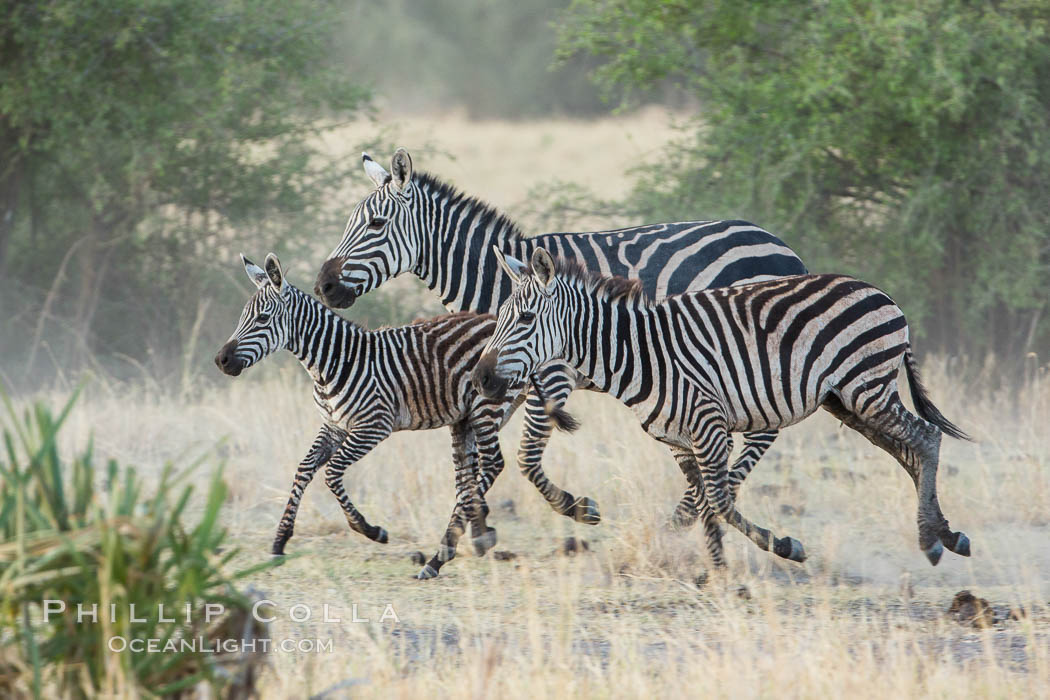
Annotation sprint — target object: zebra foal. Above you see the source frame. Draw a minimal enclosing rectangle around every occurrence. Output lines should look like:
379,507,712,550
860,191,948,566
214,253,575,578
474,249,972,575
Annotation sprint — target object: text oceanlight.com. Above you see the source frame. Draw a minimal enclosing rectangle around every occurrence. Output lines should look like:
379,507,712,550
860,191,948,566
42,600,400,654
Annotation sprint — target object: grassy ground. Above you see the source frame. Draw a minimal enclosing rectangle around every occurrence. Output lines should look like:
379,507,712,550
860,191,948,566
54,356,1050,699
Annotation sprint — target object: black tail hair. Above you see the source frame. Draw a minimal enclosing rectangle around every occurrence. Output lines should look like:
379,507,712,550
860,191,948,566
529,377,581,433
904,350,971,441
548,405,581,433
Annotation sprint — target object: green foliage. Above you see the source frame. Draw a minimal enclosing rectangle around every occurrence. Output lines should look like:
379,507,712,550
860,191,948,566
0,0,370,382
558,0,1050,368
0,391,274,697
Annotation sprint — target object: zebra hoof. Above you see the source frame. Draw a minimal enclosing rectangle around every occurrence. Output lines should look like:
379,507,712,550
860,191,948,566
948,532,971,557
924,540,944,566
372,527,389,544
415,564,440,580
772,536,806,563
472,527,498,556
572,497,601,525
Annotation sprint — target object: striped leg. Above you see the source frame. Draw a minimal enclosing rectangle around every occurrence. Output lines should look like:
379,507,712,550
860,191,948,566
323,419,392,544
671,446,805,562
690,398,805,563
469,412,505,556
272,424,347,555
673,448,725,569
828,392,968,564
516,363,600,524
418,421,481,579
670,431,778,529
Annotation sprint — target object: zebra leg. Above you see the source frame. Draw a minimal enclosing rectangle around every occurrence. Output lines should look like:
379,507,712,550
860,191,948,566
418,421,479,579
669,430,777,530
672,448,725,570
469,414,506,556
322,420,392,545
516,364,600,524
729,430,778,497
830,393,967,565
272,424,346,555
691,403,805,563
673,445,805,562
669,435,732,530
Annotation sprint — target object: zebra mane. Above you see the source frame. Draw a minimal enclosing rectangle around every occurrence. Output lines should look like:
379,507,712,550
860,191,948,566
289,284,363,332
528,257,650,306
409,310,492,326
413,171,526,242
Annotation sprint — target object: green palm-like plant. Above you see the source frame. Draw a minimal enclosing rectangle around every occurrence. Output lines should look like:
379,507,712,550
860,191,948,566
0,390,275,698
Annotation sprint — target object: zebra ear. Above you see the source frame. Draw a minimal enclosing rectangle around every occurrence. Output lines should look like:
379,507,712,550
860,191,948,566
242,254,270,290
390,148,413,192
362,152,391,189
495,246,527,285
263,253,286,291
530,248,557,291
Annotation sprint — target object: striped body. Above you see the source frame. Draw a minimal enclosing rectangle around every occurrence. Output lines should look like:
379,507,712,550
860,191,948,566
476,252,971,573
314,151,808,527
216,254,538,578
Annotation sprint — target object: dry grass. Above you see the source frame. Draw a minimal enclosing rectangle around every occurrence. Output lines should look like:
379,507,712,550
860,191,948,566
46,354,1050,699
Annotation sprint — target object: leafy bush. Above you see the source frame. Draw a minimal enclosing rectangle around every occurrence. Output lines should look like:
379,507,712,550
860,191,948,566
0,0,371,383
557,0,1050,373
0,391,273,698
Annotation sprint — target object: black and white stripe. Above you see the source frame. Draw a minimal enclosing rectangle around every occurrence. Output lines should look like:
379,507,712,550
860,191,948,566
474,249,971,574
215,253,584,579
314,149,809,527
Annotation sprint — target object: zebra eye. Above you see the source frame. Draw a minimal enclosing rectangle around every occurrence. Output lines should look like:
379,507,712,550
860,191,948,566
256,313,270,323
367,217,387,231
518,312,535,323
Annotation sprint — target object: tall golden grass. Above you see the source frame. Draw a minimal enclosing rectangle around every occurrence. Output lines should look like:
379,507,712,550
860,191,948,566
34,351,1049,699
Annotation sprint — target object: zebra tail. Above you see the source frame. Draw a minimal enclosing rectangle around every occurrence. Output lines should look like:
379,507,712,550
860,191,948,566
904,349,972,441
547,403,581,433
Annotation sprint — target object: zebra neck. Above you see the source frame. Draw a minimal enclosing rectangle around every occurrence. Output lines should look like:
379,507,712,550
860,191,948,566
564,289,651,401
285,287,367,386
412,177,530,313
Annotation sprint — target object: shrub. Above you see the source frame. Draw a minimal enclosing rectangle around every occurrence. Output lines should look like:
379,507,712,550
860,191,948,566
0,390,273,698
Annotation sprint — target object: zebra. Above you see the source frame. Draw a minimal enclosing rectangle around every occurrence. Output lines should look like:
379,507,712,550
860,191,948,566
214,253,578,579
472,248,972,574
313,148,808,535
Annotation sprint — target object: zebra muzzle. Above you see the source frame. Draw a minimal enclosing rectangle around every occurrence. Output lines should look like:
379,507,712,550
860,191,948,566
314,258,359,309
472,352,510,399
214,341,245,376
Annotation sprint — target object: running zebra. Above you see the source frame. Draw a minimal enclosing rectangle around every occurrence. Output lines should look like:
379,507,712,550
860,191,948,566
314,148,807,529
214,253,579,579
473,249,972,573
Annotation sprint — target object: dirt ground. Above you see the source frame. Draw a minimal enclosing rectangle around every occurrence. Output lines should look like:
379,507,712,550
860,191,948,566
60,360,1050,698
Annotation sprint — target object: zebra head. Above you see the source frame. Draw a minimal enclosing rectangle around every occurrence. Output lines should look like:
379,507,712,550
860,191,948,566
474,248,563,399
315,149,420,309
215,254,293,376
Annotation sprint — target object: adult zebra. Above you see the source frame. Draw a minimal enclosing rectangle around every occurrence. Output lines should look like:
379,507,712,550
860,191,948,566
215,253,578,579
473,249,972,573
314,148,808,530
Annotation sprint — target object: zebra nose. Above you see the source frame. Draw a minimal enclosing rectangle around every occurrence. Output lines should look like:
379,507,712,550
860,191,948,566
214,342,240,375
472,353,505,397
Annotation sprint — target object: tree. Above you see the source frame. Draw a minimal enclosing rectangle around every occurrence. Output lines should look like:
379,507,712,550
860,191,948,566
558,0,1050,371
0,0,369,379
